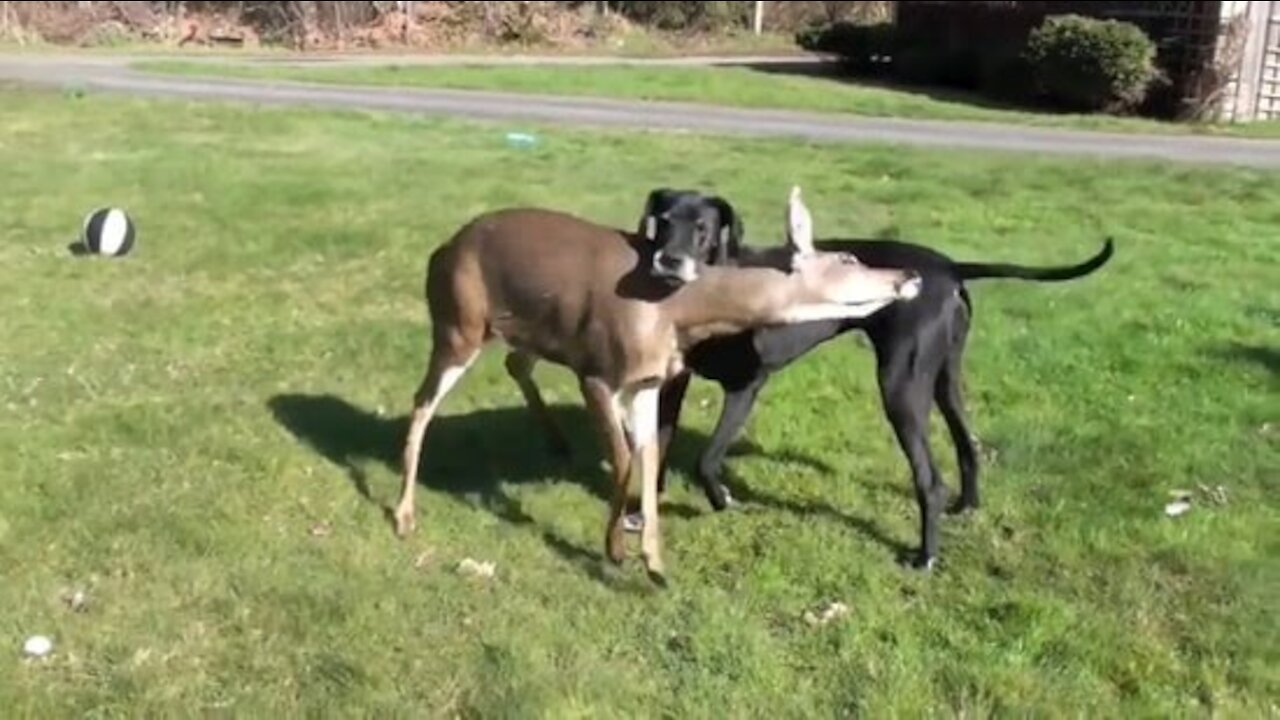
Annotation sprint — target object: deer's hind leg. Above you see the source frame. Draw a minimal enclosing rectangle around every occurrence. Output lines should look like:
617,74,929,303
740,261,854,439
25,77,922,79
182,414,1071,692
395,321,484,537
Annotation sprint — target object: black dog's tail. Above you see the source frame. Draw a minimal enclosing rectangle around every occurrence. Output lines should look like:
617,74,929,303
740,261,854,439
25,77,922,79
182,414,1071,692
953,238,1114,283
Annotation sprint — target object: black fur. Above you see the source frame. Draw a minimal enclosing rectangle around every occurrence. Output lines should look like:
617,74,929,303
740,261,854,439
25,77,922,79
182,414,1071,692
643,190,1114,570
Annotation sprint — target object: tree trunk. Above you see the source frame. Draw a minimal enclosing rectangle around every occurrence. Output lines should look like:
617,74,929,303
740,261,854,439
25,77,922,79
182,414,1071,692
752,1,764,35
334,0,344,47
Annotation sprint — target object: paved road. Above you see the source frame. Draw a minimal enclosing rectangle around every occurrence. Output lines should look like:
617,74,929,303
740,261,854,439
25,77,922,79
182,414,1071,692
3,54,1280,168
169,51,839,67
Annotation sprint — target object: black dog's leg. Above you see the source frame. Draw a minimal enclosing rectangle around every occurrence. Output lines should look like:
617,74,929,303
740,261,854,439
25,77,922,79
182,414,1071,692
696,376,767,511
655,370,692,496
936,354,980,513
878,353,947,570
934,300,979,513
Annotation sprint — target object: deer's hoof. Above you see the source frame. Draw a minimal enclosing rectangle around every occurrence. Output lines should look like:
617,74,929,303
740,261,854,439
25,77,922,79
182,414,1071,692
643,554,666,587
606,534,626,565
646,568,669,588
394,509,416,538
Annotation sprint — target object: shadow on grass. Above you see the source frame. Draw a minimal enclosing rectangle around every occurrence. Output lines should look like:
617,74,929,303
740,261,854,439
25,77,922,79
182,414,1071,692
728,59,1043,117
1212,342,1280,379
267,392,906,578
719,474,914,559
267,393,636,582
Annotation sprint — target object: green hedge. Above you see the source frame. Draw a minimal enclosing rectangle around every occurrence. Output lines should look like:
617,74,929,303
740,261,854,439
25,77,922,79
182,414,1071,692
1025,14,1159,113
796,21,893,75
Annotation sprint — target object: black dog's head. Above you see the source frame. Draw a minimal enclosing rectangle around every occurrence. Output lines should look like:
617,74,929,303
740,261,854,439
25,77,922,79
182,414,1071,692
637,188,744,285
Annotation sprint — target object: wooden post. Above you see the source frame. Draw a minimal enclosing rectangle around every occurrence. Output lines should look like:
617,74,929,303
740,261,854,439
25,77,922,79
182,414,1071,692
753,1,764,35
399,0,414,43
1230,1,1273,122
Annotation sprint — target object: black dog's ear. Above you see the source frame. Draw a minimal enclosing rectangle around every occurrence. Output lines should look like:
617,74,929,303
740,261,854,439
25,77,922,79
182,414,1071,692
639,188,680,241
705,196,744,265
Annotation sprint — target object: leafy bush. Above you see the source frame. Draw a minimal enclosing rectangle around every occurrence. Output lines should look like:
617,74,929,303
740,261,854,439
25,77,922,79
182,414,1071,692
1024,14,1158,112
612,1,748,32
796,21,893,75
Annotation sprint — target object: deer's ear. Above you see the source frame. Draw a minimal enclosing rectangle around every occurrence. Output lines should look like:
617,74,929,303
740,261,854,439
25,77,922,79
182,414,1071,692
786,184,815,256
705,195,743,265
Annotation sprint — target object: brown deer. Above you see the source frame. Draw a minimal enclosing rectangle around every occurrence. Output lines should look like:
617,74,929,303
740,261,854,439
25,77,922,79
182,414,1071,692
395,187,920,584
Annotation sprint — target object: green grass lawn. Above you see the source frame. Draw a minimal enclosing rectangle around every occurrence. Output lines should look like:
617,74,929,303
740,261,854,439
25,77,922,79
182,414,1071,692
136,58,1280,139
1,85,1277,717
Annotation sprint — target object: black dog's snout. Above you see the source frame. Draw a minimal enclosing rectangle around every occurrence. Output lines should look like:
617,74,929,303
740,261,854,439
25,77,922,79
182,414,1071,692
655,252,683,272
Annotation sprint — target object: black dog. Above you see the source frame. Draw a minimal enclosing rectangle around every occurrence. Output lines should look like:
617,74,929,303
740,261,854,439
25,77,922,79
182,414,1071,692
638,188,1114,570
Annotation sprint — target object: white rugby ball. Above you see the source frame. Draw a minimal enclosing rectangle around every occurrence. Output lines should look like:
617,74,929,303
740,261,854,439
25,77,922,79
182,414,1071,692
82,207,136,257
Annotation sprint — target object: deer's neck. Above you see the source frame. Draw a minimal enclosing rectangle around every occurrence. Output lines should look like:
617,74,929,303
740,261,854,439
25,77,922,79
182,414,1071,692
662,265,804,343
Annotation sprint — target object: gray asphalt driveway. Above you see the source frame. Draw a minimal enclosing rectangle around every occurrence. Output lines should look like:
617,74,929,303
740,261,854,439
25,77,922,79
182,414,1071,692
3,54,1279,168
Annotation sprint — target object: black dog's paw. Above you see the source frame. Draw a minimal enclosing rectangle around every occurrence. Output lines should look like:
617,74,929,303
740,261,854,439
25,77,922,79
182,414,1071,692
702,484,733,512
899,551,938,573
947,498,980,516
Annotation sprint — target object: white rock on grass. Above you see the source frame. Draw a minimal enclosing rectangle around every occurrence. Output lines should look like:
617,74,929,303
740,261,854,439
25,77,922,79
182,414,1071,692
456,558,496,579
22,635,53,658
803,601,851,627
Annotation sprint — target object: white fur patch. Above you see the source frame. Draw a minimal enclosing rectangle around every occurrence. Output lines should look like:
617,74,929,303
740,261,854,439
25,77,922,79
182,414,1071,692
627,386,659,448
781,300,894,323
437,366,466,395
422,356,476,412
629,385,663,569
652,252,698,282
644,215,656,241
899,275,922,300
